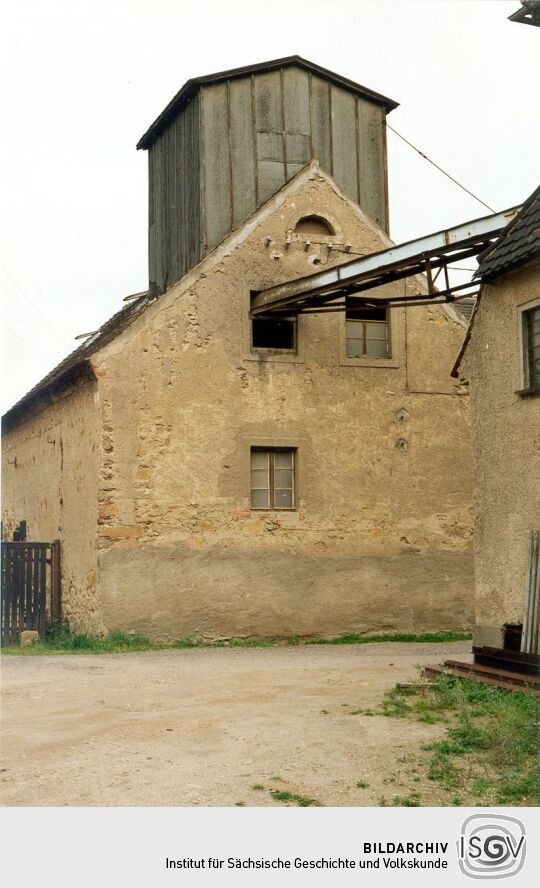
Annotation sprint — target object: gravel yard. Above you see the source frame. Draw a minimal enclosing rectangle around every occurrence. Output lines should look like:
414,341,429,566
0,641,472,807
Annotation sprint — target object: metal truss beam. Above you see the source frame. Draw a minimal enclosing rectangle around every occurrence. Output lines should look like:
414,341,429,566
251,206,520,317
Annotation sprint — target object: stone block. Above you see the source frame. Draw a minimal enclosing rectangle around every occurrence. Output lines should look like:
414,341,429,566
20,630,40,647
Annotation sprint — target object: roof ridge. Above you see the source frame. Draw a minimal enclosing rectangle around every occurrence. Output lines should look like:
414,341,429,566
137,56,398,150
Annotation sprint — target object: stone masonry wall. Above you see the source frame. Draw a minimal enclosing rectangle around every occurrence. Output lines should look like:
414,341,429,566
2,381,101,632
92,167,474,639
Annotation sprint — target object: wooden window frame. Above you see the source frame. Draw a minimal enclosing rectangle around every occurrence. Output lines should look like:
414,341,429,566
250,447,296,511
345,300,391,359
517,298,540,397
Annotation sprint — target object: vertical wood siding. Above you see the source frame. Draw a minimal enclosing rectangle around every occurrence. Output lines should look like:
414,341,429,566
202,83,232,250
166,124,177,287
148,149,156,293
330,85,359,204
182,94,202,279
148,66,389,293
148,94,201,295
229,77,257,228
357,98,388,231
282,68,311,180
254,71,286,205
310,75,332,174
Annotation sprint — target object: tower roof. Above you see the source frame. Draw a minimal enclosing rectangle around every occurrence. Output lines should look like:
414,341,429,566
136,55,398,151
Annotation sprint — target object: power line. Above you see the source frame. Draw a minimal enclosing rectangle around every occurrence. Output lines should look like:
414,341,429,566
0,319,55,362
0,265,73,346
386,123,496,214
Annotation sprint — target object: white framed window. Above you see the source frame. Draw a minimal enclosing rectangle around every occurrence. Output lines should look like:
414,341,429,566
250,448,296,510
345,298,390,358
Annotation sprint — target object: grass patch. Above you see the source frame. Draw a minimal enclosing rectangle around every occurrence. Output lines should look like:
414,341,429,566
382,675,540,806
270,789,320,807
393,792,422,807
1,629,162,656
308,631,470,646
2,628,471,656
355,780,369,789
251,784,265,791
172,636,275,649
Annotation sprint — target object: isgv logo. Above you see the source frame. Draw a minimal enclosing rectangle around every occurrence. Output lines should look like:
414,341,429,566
458,814,526,879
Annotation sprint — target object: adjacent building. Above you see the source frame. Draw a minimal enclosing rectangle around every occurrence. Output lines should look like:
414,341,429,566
453,185,540,648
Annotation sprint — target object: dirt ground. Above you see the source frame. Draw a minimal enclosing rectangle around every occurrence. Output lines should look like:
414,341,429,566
0,641,472,807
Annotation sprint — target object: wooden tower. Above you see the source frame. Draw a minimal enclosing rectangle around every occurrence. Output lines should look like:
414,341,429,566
137,56,398,296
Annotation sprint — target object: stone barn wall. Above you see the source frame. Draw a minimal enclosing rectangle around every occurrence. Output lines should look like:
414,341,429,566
92,167,474,639
2,380,101,632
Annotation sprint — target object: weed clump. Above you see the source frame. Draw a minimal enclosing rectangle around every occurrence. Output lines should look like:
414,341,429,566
393,792,421,807
270,789,320,807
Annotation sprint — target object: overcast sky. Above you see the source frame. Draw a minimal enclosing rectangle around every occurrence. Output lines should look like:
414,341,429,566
1,0,538,413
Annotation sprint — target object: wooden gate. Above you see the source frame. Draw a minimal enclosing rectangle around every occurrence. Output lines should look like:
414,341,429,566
1,540,61,645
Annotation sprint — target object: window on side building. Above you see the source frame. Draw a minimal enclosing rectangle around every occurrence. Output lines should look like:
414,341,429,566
345,298,390,358
250,448,296,510
522,304,540,392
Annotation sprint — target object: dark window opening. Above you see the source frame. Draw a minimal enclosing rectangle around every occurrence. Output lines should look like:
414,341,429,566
13,520,27,542
251,316,296,351
345,298,389,358
294,215,335,237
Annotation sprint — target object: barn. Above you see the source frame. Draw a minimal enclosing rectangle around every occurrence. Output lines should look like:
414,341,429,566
2,58,474,640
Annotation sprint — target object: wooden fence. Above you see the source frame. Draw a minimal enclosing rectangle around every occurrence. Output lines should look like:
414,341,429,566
1,540,61,646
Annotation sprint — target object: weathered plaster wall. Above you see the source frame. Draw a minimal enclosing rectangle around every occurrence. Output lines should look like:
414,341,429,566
94,167,473,639
2,381,101,632
463,261,540,647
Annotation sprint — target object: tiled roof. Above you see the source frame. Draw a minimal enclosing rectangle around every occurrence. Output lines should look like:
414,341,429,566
476,184,540,280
